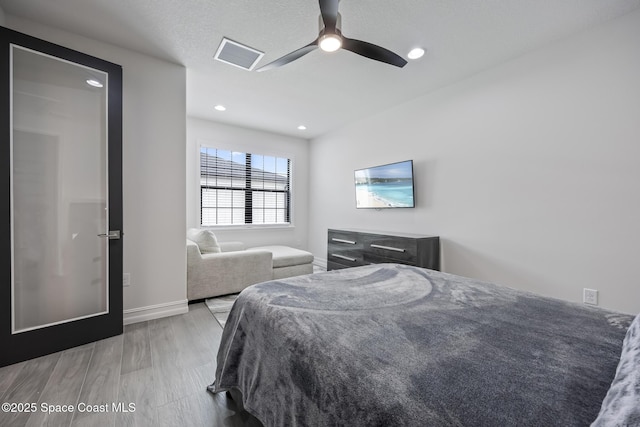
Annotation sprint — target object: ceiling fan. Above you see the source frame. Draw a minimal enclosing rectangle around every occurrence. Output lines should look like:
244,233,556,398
256,0,407,72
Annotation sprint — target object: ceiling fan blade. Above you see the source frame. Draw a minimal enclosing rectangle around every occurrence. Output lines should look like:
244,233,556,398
342,37,408,68
256,40,319,72
319,0,340,32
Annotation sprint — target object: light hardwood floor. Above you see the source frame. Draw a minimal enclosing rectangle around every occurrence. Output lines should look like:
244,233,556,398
0,303,263,427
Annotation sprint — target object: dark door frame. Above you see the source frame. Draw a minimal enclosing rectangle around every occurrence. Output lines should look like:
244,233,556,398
0,26,123,367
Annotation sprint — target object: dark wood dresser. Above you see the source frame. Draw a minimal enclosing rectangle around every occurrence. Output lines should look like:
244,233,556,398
327,229,440,271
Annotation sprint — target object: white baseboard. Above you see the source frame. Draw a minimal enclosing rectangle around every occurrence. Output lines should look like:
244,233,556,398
123,299,189,325
314,258,327,270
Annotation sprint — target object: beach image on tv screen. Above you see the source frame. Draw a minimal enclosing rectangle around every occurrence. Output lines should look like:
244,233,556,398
355,161,414,208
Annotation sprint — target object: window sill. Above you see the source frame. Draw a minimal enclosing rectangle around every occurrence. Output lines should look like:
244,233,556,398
201,224,295,231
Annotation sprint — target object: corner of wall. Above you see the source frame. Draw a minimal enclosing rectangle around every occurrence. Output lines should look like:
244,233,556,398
0,6,6,26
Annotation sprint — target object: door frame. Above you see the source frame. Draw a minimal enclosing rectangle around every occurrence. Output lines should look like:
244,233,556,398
0,26,123,367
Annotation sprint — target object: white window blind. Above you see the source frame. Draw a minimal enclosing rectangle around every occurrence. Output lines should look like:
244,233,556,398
200,147,291,226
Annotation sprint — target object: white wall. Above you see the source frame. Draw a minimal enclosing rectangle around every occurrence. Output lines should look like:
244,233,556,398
187,117,310,249
309,9,640,314
6,16,188,321
0,6,5,25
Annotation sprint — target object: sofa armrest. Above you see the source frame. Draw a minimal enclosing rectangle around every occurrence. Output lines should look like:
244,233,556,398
187,239,202,260
187,249,272,300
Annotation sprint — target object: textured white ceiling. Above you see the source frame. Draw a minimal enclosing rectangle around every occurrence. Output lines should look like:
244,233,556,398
2,0,639,138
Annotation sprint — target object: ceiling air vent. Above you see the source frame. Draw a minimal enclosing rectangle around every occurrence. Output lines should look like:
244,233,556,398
214,38,264,71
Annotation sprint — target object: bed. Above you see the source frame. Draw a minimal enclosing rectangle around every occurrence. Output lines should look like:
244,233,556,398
208,263,639,426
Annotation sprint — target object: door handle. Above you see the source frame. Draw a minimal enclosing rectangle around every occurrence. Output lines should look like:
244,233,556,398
98,230,121,240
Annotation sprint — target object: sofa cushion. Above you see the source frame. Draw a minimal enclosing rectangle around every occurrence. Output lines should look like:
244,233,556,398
248,245,314,268
187,228,221,254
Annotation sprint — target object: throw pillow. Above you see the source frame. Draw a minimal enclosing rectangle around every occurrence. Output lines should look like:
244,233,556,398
187,228,221,254
591,313,640,426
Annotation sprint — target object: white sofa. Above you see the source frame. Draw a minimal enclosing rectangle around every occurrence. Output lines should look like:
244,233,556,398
247,245,314,280
186,229,314,300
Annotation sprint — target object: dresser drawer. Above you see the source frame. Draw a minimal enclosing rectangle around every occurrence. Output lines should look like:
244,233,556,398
361,234,417,264
327,248,366,268
328,230,361,247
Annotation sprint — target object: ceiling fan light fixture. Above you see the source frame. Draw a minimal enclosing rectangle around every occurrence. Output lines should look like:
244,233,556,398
257,1,406,70
408,48,425,60
319,34,342,52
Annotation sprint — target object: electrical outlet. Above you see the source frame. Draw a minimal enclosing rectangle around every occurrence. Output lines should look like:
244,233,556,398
583,288,598,305
123,273,131,287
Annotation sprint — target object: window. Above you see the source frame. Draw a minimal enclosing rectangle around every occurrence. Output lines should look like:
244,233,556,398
200,147,291,226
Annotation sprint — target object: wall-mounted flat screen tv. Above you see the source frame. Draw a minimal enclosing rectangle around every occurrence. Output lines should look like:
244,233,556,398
354,160,415,209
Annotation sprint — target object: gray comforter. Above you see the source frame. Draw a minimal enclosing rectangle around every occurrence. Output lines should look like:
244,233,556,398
211,264,632,426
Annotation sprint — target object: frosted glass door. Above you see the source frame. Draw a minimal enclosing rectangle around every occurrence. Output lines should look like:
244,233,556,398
1,26,122,368
11,46,109,333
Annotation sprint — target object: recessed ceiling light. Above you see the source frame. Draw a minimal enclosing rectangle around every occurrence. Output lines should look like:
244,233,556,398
407,48,425,60
214,105,226,111
297,125,307,130
86,79,103,88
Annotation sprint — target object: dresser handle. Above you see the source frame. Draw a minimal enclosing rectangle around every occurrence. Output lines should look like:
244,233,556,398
331,254,357,262
332,238,356,245
370,244,405,253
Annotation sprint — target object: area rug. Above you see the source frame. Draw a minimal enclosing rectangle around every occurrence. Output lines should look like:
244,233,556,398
205,294,238,328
